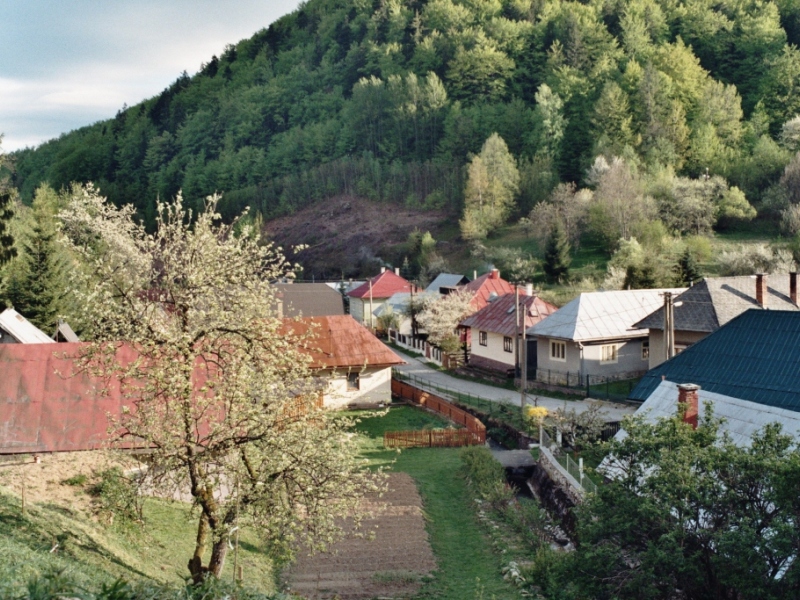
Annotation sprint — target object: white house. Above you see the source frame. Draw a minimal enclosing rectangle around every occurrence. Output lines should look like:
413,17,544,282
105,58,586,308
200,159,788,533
0,308,55,344
283,315,405,409
346,269,416,327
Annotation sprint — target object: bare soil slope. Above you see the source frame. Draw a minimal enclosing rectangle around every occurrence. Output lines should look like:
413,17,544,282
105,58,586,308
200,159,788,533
264,196,448,279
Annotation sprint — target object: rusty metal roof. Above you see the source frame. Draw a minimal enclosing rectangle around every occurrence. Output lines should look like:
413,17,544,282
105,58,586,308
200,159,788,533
282,315,405,369
462,270,515,311
0,308,55,344
459,294,558,336
0,343,135,454
347,271,415,299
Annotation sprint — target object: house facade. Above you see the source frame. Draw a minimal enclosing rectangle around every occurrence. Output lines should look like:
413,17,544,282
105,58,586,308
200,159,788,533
635,273,800,368
0,308,55,344
528,289,685,386
459,292,558,375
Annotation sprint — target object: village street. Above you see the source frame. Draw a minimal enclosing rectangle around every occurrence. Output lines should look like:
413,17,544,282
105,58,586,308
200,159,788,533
387,346,636,423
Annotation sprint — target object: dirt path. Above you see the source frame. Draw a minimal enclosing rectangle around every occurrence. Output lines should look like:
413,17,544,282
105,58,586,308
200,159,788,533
283,472,435,599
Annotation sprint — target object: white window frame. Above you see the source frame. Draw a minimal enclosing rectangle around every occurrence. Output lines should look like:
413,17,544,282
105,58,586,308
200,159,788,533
641,340,650,361
601,344,618,364
503,336,513,353
479,331,488,346
550,340,566,362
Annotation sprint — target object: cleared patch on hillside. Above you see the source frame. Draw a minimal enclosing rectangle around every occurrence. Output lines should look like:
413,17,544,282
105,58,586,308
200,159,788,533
264,196,449,279
283,472,436,599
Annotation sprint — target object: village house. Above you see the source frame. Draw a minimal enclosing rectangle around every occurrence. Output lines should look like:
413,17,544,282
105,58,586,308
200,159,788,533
347,268,416,328
635,273,800,368
624,309,800,444
425,273,470,294
461,268,514,311
282,315,404,409
528,288,685,387
459,290,558,377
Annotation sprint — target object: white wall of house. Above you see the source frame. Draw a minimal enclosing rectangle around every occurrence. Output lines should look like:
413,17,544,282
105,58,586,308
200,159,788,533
349,297,389,326
647,329,707,368
536,336,649,383
323,366,392,409
472,330,516,367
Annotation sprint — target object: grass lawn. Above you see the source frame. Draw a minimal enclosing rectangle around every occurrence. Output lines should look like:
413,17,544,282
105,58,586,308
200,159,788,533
352,407,522,600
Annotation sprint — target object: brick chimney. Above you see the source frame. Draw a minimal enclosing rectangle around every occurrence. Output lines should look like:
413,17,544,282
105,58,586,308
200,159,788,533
756,273,767,308
490,268,499,280
677,383,700,430
791,272,797,305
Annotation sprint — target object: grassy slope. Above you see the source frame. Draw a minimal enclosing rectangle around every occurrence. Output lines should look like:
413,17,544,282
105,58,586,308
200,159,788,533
353,407,521,600
0,486,275,594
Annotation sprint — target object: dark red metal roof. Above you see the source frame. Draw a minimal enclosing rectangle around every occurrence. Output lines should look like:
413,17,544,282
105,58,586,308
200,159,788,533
281,315,405,369
462,270,515,311
347,271,415,299
459,293,558,336
0,343,136,454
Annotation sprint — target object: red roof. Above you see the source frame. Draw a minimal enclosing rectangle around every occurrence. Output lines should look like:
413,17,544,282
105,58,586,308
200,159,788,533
347,270,415,299
460,293,558,336
282,315,405,369
462,269,515,311
0,343,135,454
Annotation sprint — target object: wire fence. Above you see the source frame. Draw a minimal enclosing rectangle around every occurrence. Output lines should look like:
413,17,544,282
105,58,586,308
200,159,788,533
530,368,643,403
555,453,598,495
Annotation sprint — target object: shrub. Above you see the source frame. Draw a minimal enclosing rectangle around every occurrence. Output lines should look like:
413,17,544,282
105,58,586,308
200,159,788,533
89,468,143,528
61,474,88,487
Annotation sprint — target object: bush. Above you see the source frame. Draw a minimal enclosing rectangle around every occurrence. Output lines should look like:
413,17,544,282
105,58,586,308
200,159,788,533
89,468,143,528
461,446,513,509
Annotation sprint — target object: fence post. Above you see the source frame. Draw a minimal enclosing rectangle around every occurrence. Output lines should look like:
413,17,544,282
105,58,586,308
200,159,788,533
586,374,590,397
579,457,584,485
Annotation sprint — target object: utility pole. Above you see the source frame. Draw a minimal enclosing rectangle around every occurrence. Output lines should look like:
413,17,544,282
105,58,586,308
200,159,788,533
368,277,374,331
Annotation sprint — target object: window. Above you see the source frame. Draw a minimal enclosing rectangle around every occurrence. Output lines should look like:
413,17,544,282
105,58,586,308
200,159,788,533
601,344,618,364
503,336,513,353
479,331,488,346
347,372,360,391
550,340,566,361
641,340,650,361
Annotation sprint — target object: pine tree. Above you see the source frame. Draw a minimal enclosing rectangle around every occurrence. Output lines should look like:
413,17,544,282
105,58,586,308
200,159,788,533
543,221,571,283
0,191,15,269
6,185,68,331
678,248,702,285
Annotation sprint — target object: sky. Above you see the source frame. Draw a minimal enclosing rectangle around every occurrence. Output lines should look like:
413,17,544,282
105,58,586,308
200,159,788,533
0,1,303,152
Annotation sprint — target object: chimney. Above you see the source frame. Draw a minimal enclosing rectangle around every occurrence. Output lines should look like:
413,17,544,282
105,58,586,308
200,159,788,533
525,284,534,297
791,272,797,305
490,268,499,280
756,273,767,308
395,267,400,276
380,267,386,274
677,383,700,430
473,270,477,280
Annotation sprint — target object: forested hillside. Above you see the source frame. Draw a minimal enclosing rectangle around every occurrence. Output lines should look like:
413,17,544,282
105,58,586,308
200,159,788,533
10,0,800,276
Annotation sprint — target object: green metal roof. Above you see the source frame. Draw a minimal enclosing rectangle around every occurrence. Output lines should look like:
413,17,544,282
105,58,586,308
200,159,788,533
630,309,800,412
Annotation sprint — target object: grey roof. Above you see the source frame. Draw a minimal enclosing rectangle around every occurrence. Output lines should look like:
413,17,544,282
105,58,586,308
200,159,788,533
635,275,800,333
373,291,438,317
425,273,470,293
630,380,800,446
274,283,345,317
54,320,80,342
325,281,365,295
528,289,685,342
0,309,55,344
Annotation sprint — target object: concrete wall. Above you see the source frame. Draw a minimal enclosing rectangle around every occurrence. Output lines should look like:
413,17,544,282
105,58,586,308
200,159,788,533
536,336,649,382
322,366,392,409
648,329,708,368
471,330,516,367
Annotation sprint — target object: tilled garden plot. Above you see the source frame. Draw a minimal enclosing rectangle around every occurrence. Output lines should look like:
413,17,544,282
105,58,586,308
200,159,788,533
284,472,436,599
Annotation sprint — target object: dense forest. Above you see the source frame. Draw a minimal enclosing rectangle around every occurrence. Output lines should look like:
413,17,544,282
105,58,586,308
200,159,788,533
9,0,800,281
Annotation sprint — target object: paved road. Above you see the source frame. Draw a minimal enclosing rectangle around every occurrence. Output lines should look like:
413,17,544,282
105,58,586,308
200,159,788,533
388,347,636,423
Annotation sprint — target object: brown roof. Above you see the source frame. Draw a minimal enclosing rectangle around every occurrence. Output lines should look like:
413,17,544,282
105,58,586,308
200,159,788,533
275,283,345,317
347,270,415,299
462,269,515,311
460,293,558,336
282,315,405,369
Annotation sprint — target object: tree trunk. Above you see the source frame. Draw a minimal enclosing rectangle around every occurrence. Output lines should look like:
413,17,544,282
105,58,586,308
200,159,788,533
208,535,231,578
188,514,210,584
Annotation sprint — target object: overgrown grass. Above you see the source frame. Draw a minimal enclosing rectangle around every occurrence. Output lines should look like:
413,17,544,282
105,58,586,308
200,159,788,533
0,486,276,595
352,407,522,599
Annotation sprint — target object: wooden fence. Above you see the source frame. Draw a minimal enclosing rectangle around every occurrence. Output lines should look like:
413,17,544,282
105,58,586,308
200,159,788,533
386,379,486,448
